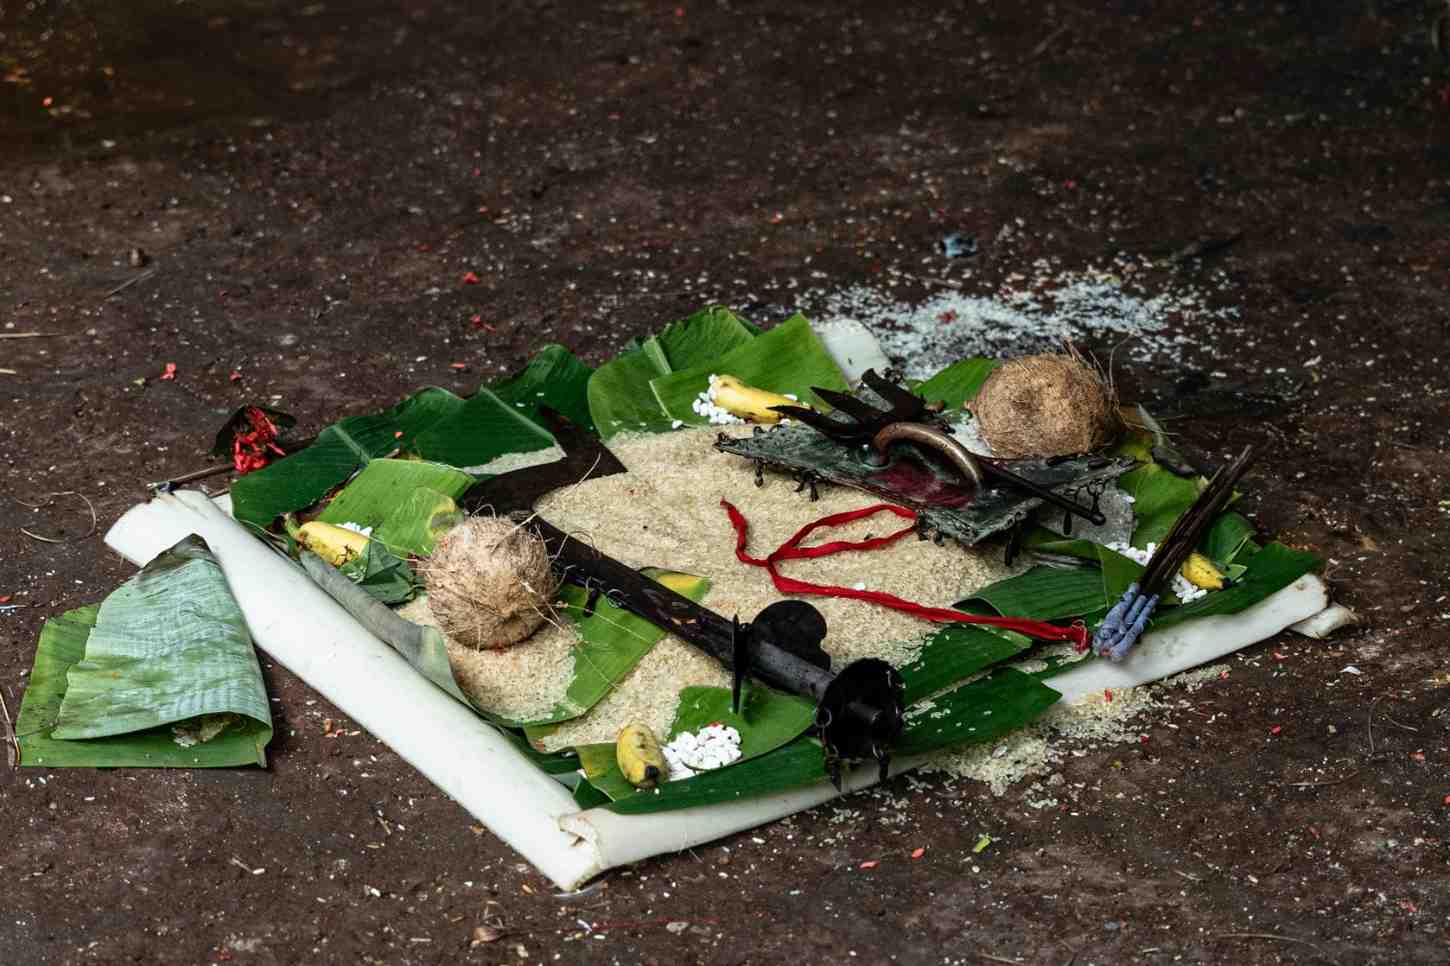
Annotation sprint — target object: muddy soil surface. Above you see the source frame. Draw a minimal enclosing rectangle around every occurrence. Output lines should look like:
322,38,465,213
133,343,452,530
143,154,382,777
2,1,1448,963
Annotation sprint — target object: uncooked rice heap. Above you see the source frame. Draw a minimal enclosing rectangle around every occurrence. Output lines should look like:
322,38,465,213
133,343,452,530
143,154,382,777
416,426,1020,749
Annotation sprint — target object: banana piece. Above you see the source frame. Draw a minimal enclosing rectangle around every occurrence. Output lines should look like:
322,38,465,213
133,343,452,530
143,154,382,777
1180,552,1225,591
709,374,803,424
296,521,371,568
616,722,668,788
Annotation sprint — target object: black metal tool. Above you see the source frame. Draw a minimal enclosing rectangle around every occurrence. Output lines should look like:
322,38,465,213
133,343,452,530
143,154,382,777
459,410,905,788
774,369,1106,527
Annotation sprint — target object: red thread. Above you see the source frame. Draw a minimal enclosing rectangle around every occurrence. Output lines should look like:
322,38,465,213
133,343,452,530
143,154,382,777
720,500,1087,648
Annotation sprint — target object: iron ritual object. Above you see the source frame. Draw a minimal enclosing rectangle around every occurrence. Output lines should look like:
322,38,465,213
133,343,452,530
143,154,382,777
719,369,1136,547
1093,443,1259,661
457,410,905,789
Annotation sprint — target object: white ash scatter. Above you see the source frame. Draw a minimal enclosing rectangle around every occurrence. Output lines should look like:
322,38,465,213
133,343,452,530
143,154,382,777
813,269,1239,380
1105,540,1207,602
662,723,742,780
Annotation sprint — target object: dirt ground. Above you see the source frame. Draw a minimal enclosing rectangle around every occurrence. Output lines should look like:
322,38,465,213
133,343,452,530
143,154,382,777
3,1,1449,963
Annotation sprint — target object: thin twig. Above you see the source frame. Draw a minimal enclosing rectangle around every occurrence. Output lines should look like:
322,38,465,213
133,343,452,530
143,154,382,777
0,332,58,339
14,491,98,542
0,368,16,375
1383,716,1419,734
897,272,964,290
1367,696,1379,754
1284,772,1358,788
1028,23,1072,60
977,954,1024,966
0,687,18,768
147,461,234,490
103,268,157,299
1173,869,1202,882
1214,932,1327,956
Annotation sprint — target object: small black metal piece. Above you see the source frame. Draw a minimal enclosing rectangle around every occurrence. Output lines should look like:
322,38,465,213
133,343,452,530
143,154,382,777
583,584,603,618
730,615,749,715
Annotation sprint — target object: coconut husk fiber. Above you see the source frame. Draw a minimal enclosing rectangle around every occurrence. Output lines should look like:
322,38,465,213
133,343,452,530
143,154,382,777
423,516,558,650
970,351,1123,458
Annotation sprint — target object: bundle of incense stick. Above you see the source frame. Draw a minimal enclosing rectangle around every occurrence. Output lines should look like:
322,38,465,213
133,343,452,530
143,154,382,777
1094,444,1259,661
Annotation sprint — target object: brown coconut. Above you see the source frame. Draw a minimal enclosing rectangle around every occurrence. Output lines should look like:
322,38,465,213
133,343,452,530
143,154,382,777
423,516,558,650
970,352,1123,458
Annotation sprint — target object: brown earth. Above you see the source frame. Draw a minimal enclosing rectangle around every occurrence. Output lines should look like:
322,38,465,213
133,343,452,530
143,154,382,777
2,1,1448,964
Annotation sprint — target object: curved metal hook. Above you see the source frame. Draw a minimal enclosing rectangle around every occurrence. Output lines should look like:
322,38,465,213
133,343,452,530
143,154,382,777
869,422,985,494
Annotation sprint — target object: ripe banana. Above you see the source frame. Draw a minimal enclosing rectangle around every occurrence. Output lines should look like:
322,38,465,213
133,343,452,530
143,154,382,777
296,521,371,568
615,722,668,788
1180,552,1225,591
710,375,802,424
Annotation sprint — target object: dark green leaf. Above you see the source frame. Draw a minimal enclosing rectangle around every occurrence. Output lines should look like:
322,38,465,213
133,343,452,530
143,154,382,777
507,569,712,728
899,624,1030,705
336,540,418,605
648,313,849,426
1202,511,1256,568
916,358,1000,409
895,669,1060,756
231,388,467,528
601,738,830,814
490,344,596,434
963,565,1111,621
587,307,756,438
1152,542,1321,629
410,388,557,469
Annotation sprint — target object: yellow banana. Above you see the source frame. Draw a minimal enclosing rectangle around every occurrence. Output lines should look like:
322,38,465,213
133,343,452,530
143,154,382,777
615,722,668,788
296,521,371,568
1180,552,1225,591
710,375,803,424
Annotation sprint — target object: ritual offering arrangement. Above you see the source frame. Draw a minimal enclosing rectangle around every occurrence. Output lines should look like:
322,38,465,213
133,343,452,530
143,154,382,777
23,306,1341,889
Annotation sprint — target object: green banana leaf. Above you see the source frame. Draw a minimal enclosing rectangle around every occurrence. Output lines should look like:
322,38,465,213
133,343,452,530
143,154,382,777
336,540,418,605
964,565,1113,622
17,540,274,768
894,669,1060,757
597,663,1063,814
649,313,850,426
915,357,1001,409
514,570,712,730
374,489,463,557
410,388,557,469
574,683,819,802
588,306,757,438
898,624,1030,705
1149,542,1322,629
489,343,596,433
231,387,467,528
317,459,475,531
1202,511,1256,568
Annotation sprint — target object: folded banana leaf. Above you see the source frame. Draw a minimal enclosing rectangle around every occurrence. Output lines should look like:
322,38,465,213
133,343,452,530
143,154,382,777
17,537,273,767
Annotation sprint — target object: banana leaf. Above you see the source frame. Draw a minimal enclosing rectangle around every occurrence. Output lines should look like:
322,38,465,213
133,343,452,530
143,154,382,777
898,624,1030,705
964,565,1114,622
893,668,1060,757
490,344,596,433
17,540,273,767
231,387,467,528
317,459,475,532
336,540,418,605
915,357,1000,409
514,570,712,730
1149,542,1321,629
597,663,1063,814
374,489,463,557
649,313,850,426
1202,511,1256,567
588,306,757,438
